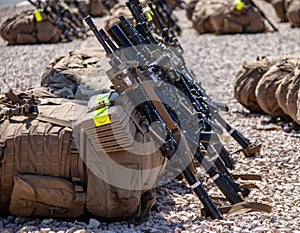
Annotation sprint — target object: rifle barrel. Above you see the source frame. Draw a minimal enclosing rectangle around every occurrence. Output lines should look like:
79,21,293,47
84,15,113,55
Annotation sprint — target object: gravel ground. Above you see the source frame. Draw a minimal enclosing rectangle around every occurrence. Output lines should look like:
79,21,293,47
1,1,300,232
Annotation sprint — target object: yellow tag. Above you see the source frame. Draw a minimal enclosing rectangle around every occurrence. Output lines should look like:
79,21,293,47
93,93,111,127
145,7,153,21
235,0,244,10
34,9,43,22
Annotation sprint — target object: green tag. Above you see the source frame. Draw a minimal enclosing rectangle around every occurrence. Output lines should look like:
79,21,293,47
93,93,111,127
146,4,156,21
34,9,43,22
145,7,153,21
235,0,244,10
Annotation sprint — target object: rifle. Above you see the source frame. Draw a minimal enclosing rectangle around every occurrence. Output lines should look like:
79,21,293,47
84,15,226,219
65,0,87,17
125,0,262,159
151,0,182,36
84,15,257,219
27,0,87,42
246,0,278,32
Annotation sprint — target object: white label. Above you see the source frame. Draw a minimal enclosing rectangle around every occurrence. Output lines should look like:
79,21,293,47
123,76,133,87
151,74,158,82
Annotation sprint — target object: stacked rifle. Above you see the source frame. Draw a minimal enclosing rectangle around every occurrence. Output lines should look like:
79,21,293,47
148,0,182,36
84,0,270,219
28,0,87,42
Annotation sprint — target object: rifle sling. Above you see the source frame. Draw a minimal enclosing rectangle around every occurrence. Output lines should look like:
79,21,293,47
133,67,179,133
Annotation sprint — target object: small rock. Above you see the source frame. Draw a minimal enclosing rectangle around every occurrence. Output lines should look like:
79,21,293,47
66,227,79,233
61,222,68,227
40,227,51,233
5,223,17,229
17,227,28,233
7,216,15,222
1,230,13,233
251,220,260,227
40,219,53,226
14,217,27,225
26,226,39,232
74,230,87,233
150,227,158,233
27,219,40,226
87,218,100,229
75,221,87,227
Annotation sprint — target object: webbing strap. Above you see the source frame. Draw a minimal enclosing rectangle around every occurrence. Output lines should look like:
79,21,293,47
5,90,20,104
70,153,86,205
232,174,263,181
37,115,73,128
201,202,272,217
0,139,6,197
21,199,68,214
239,182,261,191
1,139,15,205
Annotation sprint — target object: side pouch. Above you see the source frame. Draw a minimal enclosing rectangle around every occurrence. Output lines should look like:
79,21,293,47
0,139,6,213
16,33,37,44
9,174,85,218
86,164,142,219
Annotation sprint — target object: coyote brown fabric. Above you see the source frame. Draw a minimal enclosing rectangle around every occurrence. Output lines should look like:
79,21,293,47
74,96,165,221
285,65,300,124
9,175,84,217
271,0,300,26
234,56,283,112
271,0,287,21
0,90,164,222
0,98,86,214
104,3,132,31
275,71,295,115
190,0,265,34
285,0,300,27
88,0,119,17
255,58,297,118
274,60,300,118
186,0,198,20
0,9,61,45
41,48,111,99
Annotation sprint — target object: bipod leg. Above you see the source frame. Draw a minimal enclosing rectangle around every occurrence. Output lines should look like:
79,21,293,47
213,112,261,156
202,142,234,181
181,167,223,219
194,149,242,204
199,131,234,168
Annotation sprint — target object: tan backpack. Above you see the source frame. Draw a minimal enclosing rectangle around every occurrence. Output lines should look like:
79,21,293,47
88,0,119,17
0,9,61,45
234,56,283,113
285,0,300,27
191,0,265,34
104,3,132,31
0,89,164,223
275,71,295,117
285,65,300,124
40,48,111,99
271,0,287,21
186,0,198,20
255,58,297,118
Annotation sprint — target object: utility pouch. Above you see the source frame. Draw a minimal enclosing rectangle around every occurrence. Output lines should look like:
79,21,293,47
9,174,85,218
